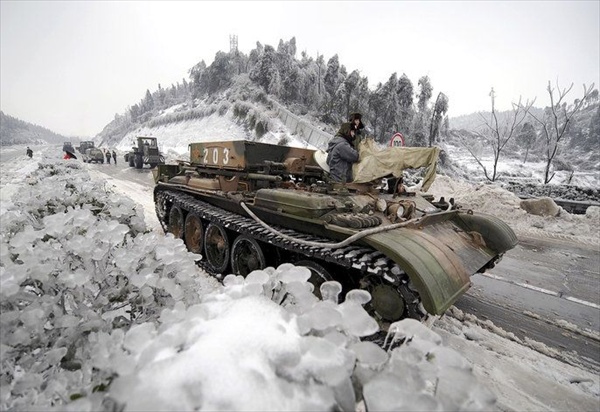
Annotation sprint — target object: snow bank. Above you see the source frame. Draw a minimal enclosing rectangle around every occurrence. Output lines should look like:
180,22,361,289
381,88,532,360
428,175,600,244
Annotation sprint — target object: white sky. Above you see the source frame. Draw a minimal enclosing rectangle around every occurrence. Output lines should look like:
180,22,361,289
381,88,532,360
1,1,598,137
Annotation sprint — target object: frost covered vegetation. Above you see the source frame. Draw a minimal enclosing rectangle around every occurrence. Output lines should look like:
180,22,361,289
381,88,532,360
1,160,496,410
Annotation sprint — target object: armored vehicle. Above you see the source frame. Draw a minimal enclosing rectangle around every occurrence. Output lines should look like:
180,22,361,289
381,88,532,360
83,147,104,163
153,140,517,323
124,136,165,169
77,140,95,154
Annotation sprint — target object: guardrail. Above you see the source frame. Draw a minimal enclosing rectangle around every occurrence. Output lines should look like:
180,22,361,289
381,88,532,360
270,100,333,150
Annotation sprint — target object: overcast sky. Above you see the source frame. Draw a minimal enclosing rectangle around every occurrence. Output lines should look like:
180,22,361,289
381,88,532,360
1,1,598,137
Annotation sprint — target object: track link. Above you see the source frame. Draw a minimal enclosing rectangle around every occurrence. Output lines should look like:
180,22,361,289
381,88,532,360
155,187,425,321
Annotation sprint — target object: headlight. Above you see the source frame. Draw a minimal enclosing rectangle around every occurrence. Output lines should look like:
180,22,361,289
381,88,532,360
396,204,406,219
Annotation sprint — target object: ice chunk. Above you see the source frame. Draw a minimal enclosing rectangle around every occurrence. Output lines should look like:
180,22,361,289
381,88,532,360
349,341,388,368
385,318,442,348
427,346,472,370
297,301,343,333
345,289,372,305
279,265,311,284
337,301,379,337
363,372,441,411
296,336,355,385
320,281,342,304
223,274,244,286
323,330,349,348
245,269,270,285
283,281,318,313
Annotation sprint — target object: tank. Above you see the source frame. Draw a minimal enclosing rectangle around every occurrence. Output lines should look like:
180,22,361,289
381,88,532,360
153,139,518,324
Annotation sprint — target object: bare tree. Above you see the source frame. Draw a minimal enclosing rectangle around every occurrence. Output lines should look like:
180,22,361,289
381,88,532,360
462,88,535,181
524,81,595,184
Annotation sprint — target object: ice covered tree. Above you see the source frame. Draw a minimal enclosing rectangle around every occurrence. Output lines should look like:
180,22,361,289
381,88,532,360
343,70,361,119
397,74,414,137
524,81,595,184
517,121,537,163
323,54,342,122
412,76,433,146
203,51,238,95
188,60,207,99
368,83,386,141
142,89,154,113
277,38,301,103
428,92,449,147
249,45,279,96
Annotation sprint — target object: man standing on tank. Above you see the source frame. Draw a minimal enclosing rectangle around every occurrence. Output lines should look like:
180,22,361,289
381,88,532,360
326,122,359,183
348,112,365,139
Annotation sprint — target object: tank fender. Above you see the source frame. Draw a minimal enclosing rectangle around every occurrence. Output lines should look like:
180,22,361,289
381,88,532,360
363,229,471,315
454,211,518,253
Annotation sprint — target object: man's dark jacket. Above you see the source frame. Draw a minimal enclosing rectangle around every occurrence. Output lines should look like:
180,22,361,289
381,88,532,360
326,123,359,183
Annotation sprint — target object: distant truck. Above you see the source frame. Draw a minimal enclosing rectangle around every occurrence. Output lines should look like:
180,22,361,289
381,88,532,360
124,136,165,169
78,141,95,154
83,147,105,163
62,141,75,154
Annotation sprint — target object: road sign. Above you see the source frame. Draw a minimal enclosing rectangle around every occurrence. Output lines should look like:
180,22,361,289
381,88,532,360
390,133,405,147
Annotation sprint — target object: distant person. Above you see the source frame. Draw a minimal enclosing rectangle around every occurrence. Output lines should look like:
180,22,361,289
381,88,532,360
105,150,111,164
26,147,33,158
112,150,117,165
326,122,359,183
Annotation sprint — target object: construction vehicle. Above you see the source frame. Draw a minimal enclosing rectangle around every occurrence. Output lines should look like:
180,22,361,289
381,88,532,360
62,142,75,154
82,147,104,163
77,141,95,154
124,136,165,169
152,139,517,323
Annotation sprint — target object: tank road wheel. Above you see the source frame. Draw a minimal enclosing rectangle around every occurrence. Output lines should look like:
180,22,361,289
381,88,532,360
230,235,266,277
369,282,406,322
362,274,424,323
168,206,184,239
184,213,203,254
204,223,230,274
295,260,332,299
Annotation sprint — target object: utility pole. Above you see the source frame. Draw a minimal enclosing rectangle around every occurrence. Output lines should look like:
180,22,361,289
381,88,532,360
229,35,238,54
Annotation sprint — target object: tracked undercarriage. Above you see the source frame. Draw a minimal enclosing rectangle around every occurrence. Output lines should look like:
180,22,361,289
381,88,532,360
155,187,426,322
153,140,518,324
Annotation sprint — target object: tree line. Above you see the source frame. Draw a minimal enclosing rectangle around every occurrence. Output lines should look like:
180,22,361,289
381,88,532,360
127,37,449,147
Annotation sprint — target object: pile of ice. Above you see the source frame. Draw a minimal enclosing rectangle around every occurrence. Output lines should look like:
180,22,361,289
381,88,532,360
0,159,495,411
427,175,600,243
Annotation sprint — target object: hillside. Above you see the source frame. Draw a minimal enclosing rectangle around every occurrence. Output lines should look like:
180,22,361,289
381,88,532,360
0,111,70,146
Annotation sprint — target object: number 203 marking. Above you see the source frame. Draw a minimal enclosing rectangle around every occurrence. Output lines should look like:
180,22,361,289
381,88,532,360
202,148,229,165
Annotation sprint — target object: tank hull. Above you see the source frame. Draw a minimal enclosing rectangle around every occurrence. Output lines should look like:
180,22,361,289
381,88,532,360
153,139,518,322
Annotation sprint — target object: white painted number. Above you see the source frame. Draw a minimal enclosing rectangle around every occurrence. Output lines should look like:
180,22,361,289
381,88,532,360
223,148,229,164
203,147,230,164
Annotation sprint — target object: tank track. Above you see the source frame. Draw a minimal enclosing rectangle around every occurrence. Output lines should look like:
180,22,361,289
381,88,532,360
155,187,426,322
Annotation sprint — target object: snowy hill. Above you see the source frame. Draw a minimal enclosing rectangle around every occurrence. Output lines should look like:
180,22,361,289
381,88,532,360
0,111,71,146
